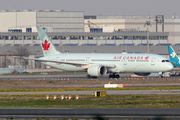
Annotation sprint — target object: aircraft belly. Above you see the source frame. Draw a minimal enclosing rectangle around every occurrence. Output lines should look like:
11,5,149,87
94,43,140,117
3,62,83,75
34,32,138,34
43,62,85,72
58,64,85,72
124,63,161,73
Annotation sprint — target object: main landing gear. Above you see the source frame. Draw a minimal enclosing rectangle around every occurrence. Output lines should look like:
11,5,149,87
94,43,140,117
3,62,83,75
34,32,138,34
109,73,120,78
86,75,97,79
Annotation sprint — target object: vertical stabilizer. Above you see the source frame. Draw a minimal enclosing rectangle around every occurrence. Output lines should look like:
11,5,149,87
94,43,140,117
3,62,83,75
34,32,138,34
36,26,60,56
168,45,179,65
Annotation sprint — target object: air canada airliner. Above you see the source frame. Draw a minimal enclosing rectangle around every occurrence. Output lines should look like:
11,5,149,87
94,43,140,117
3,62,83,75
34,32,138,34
24,26,173,78
168,45,180,66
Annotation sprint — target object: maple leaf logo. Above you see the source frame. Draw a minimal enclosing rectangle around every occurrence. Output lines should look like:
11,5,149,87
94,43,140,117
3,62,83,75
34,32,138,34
145,56,149,60
42,40,50,50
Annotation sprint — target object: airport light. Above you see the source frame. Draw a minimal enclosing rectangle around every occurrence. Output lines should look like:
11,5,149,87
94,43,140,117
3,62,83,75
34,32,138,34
65,96,68,100
75,95,79,100
60,95,64,100
144,21,151,53
53,95,57,100
45,95,49,100
68,95,72,100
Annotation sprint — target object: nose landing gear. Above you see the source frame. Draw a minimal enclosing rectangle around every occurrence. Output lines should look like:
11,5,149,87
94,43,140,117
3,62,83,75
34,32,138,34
159,75,163,78
158,72,164,78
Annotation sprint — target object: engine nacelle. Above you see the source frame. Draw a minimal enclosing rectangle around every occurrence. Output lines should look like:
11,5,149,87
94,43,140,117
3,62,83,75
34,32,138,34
134,73,151,76
87,65,107,76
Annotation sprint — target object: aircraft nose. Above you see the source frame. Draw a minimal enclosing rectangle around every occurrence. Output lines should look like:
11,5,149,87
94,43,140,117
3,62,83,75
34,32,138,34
167,63,173,70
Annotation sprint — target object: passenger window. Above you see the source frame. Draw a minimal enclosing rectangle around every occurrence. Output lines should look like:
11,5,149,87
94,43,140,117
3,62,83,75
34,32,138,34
162,60,165,62
166,60,170,62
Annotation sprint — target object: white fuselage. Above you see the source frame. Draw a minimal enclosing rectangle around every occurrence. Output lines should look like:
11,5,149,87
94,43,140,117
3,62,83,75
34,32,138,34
40,53,173,73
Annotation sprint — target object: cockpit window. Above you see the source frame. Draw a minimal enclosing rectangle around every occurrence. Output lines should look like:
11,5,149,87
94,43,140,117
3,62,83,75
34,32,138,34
162,60,170,62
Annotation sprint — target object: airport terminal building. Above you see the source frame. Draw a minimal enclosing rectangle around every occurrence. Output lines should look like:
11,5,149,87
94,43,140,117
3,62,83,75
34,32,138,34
0,10,180,68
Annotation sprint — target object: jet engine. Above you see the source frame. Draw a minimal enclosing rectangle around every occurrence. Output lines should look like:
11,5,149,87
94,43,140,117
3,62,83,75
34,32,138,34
134,73,151,76
87,65,107,76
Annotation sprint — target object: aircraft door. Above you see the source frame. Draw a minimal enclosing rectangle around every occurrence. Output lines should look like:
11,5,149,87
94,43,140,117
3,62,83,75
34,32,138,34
86,57,91,63
151,58,156,65
123,58,127,65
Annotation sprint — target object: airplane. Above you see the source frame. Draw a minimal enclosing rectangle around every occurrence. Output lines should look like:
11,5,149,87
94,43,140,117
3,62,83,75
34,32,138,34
22,26,173,78
168,45,180,66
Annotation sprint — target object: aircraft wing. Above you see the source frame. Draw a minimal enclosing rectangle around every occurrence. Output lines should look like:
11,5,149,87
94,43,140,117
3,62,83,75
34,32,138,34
18,57,116,68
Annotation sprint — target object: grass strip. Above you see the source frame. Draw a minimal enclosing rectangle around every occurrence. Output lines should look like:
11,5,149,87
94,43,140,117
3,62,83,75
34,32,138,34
0,86,180,92
0,94,179,108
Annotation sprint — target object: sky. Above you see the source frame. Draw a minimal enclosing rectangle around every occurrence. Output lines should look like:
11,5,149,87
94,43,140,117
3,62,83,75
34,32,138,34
0,0,179,18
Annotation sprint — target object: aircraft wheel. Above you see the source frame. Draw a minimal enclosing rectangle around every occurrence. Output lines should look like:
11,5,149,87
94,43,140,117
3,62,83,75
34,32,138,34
86,75,90,79
109,75,112,78
112,73,116,78
116,75,120,78
92,76,97,79
158,75,163,78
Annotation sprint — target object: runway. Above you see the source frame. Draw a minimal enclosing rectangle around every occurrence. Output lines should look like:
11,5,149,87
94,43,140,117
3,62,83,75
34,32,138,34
0,89,180,95
0,74,165,79
0,74,110,79
0,74,180,88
